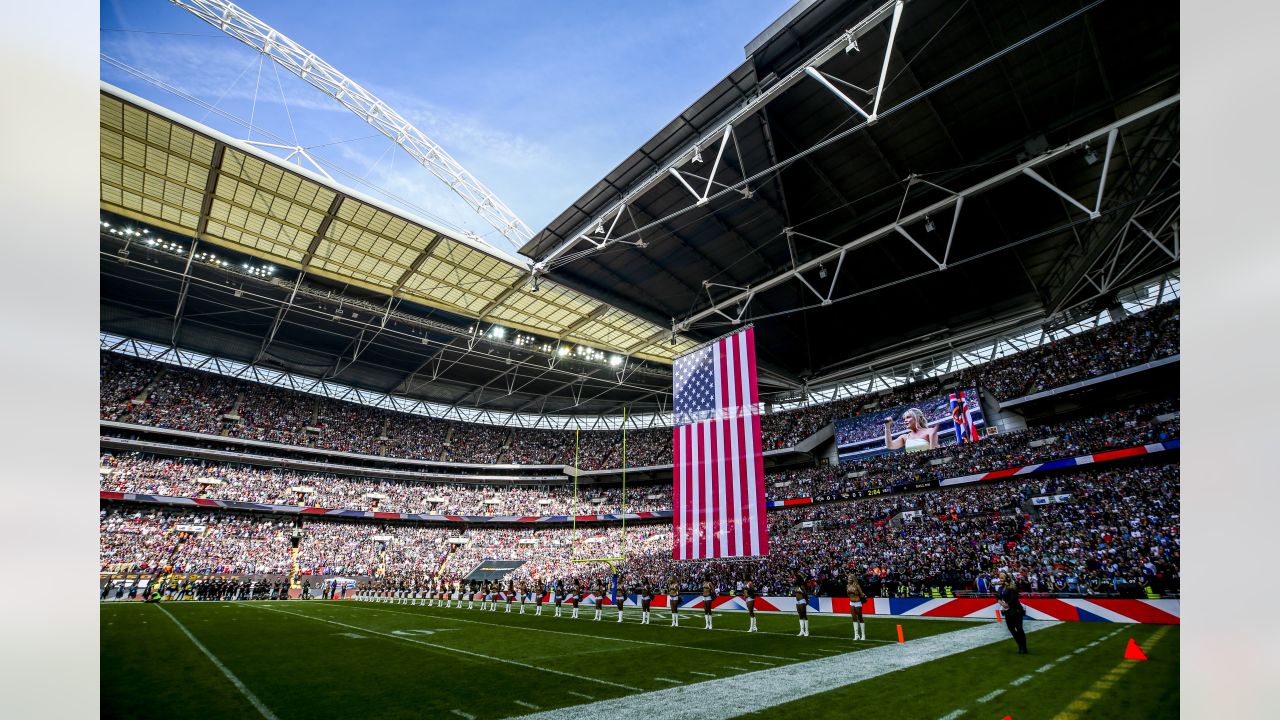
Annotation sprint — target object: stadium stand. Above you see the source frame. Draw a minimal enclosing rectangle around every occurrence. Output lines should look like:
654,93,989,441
100,461,1178,597
100,300,1179,471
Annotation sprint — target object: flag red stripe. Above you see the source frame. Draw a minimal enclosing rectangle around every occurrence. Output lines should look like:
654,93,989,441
672,425,682,560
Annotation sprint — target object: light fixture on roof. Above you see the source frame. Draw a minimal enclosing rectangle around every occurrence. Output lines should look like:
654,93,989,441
594,219,606,235
609,355,623,367
1084,143,1098,166
670,332,678,346
557,345,569,357
924,215,936,233
691,146,703,164
531,274,540,292
818,264,828,279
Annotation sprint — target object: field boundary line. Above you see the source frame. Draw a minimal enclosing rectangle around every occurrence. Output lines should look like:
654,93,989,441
154,604,280,720
246,603,640,691
509,620,1058,720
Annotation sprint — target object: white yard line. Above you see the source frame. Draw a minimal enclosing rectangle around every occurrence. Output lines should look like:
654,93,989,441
154,605,279,720
654,678,683,684
1037,663,1057,673
688,671,717,677
338,603,798,662
509,621,1058,720
1010,674,1033,686
514,701,540,710
246,604,638,691
937,710,967,720
566,692,595,701
451,709,475,720
976,688,1006,704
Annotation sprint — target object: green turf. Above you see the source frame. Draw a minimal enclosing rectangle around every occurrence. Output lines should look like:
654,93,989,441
739,621,1179,720
101,601,1177,719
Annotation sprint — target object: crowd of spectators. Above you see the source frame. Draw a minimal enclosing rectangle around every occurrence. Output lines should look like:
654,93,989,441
979,301,1179,400
101,461,1178,598
100,394,1177,518
99,300,1178,469
779,399,1178,497
100,452,674,515
100,508,293,576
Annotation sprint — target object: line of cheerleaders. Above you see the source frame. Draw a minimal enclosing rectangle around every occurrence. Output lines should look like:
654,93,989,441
353,577,870,640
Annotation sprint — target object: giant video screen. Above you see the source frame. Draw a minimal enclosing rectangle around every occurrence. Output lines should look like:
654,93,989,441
835,387,985,463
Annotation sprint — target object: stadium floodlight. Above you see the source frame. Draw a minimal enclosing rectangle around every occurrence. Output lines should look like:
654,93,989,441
609,355,623,367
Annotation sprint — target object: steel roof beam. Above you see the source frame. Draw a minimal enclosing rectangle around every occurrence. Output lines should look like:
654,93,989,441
673,96,1177,332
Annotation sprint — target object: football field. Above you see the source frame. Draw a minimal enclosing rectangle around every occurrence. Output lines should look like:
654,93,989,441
101,601,1178,719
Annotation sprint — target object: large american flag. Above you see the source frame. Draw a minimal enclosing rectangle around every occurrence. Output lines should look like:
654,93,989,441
672,327,768,560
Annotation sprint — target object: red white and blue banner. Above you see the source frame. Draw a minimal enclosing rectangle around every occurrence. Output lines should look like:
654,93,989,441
672,327,768,560
938,439,1179,487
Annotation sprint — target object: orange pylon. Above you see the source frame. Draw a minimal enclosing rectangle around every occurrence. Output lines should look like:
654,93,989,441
1124,638,1148,661
896,624,905,643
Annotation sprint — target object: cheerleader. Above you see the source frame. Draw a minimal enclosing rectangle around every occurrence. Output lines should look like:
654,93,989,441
794,580,810,637
553,581,564,618
668,578,682,627
593,579,607,621
640,581,652,625
743,580,759,633
702,579,715,630
848,575,868,640
570,583,582,619
535,581,545,616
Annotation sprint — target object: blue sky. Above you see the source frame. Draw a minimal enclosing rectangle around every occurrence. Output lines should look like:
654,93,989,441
100,0,795,256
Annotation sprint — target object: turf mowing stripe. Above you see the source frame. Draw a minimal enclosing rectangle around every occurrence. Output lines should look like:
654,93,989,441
1050,626,1172,720
338,601,803,662
153,605,279,720
510,621,1057,720
247,603,640,691
976,688,1006,703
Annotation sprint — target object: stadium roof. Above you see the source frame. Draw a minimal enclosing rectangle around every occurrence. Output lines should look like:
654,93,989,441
524,0,1180,389
99,86,699,365
99,85,709,419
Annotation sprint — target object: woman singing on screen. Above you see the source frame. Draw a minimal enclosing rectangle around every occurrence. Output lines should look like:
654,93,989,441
883,408,938,452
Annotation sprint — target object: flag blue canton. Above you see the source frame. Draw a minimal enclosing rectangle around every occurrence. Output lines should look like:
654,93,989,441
673,345,716,425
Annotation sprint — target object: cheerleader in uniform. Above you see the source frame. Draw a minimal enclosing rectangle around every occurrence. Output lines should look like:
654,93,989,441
794,582,810,637
702,580,715,630
848,576,868,640
744,580,759,633
668,579,682,627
